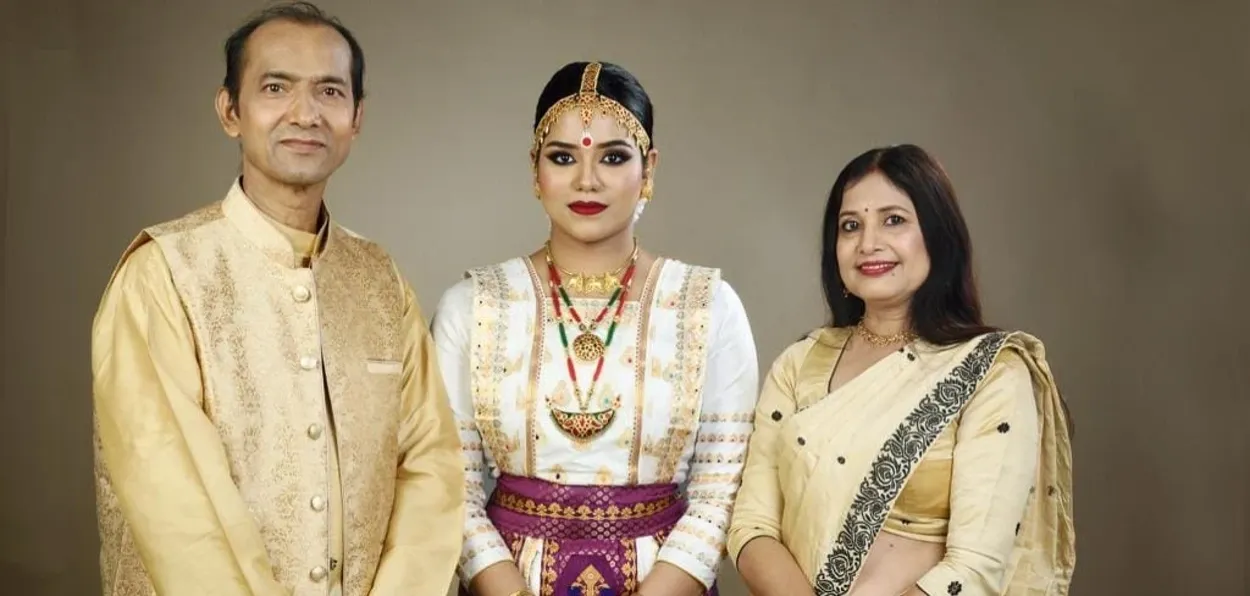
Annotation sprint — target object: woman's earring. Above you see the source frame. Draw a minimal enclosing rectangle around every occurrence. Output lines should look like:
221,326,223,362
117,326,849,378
634,179,654,223
842,287,850,297
632,197,649,223
533,181,541,200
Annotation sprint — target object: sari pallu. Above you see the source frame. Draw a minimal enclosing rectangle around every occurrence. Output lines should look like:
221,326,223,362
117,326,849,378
469,474,720,596
784,329,1074,596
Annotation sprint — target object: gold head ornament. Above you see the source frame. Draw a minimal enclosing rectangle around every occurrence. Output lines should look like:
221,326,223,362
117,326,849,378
530,62,652,162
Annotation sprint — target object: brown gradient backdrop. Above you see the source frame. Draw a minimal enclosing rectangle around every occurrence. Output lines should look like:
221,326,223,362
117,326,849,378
4,1,1247,594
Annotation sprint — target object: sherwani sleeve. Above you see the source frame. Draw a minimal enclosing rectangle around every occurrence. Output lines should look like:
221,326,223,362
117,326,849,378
431,280,516,584
915,350,1041,596
91,241,286,595
656,281,761,588
369,270,467,594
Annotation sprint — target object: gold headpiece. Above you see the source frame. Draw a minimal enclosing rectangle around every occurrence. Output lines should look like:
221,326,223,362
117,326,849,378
530,62,652,161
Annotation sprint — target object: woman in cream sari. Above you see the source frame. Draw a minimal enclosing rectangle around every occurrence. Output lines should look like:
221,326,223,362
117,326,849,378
728,144,1075,596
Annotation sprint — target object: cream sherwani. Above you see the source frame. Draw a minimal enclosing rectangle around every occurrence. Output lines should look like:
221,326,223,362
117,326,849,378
91,180,465,595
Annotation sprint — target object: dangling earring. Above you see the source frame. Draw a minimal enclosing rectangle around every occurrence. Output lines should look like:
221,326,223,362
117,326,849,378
633,198,649,223
842,287,850,297
533,181,541,200
634,180,653,224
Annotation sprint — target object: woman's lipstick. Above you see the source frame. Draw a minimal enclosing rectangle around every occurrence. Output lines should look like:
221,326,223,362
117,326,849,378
569,201,607,216
857,261,897,277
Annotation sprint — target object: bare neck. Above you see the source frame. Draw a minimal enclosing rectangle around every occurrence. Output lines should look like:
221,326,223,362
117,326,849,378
239,168,325,233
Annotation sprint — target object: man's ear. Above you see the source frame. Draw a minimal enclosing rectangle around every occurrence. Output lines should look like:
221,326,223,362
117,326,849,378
215,87,241,138
351,101,364,138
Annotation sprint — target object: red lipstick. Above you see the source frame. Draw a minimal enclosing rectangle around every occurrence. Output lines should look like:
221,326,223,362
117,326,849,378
568,201,607,216
857,261,897,277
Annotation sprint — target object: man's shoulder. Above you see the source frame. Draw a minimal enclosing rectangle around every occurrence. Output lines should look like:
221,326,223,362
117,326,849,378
327,222,399,268
144,201,227,239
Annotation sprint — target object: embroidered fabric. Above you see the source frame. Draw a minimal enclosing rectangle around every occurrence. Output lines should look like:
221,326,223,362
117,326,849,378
479,474,719,596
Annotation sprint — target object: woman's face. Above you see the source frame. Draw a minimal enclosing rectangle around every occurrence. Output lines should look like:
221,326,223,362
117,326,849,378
535,109,656,245
836,172,931,310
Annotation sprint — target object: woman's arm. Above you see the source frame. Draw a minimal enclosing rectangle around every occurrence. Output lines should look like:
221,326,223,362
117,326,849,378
643,281,760,595
737,538,815,596
728,338,815,596
431,280,529,596
465,562,530,596
910,349,1041,596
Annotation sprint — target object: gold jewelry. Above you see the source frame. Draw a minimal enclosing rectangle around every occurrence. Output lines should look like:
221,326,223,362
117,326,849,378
642,163,655,201
549,239,640,299
531,63,652,163
559,263,626,297
505,590,536,596
855,320,916,347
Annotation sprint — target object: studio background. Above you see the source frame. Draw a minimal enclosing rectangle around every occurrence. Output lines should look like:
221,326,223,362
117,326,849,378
3,0,1246,594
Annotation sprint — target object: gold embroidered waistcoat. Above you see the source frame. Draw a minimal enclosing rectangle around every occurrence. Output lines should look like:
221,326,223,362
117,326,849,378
95,185,407,594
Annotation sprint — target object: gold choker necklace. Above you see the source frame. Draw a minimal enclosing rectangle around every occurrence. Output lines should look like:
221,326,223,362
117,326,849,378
855,321,917,347
547,240,640,298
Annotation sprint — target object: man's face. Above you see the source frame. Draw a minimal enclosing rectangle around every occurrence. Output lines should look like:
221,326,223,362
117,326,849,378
216,19,361,188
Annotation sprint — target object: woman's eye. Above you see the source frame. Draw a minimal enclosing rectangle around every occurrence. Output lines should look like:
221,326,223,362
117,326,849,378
885,214,905,225
601,151,632,165
840,220,858,233
545,152,574,165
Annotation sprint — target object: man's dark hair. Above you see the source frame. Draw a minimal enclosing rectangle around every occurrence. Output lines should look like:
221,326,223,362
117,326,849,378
221,1,366,112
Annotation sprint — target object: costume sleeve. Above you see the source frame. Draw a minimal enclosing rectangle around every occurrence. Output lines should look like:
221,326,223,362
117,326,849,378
725,338,809,566
915,349,1041,596
430,279,517,584
91,242,286,595
656,281,761,588
369,270,466,595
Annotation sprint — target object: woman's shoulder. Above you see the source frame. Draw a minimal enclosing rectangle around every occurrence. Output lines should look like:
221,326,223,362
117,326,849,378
769,326,849,371
462,255,532,280
928,329,1049,376
435,256,533,309
654,256,740,299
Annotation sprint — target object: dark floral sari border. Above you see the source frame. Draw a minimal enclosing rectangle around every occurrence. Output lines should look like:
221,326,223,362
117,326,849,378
812,332,1007,595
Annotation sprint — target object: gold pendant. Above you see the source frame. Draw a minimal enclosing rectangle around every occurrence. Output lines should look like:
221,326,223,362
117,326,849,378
571,332,607,362
564,272,620,297
550,408,617,442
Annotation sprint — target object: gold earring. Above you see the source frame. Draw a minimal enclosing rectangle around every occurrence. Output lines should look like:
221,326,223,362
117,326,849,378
533,181,541,200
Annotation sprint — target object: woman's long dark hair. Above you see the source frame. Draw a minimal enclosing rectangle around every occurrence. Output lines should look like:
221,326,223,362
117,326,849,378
820,144,996,346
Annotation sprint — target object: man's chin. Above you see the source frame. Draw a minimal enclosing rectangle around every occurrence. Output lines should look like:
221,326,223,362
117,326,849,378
272,169,331,188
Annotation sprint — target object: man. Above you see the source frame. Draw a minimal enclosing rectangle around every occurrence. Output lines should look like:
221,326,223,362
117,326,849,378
90,2,464,595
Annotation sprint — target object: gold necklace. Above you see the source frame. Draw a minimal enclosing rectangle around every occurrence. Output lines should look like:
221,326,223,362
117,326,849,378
855,321,917,347
548,239,640,298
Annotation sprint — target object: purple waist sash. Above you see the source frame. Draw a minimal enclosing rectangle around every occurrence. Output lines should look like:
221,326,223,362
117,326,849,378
481,474,717,596
487,474,687,541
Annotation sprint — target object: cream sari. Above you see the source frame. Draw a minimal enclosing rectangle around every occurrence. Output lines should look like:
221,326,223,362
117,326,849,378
729,327,1075,596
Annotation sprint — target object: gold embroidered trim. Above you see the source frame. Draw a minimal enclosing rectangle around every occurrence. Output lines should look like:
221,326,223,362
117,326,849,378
655,266,719,480
628,259,665,483
492,491,677,521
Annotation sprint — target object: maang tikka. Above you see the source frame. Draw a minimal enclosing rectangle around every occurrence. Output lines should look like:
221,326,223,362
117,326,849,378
530,62,652,165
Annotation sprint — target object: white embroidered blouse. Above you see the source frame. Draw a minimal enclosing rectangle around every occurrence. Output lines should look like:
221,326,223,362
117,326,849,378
431,256,759,589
